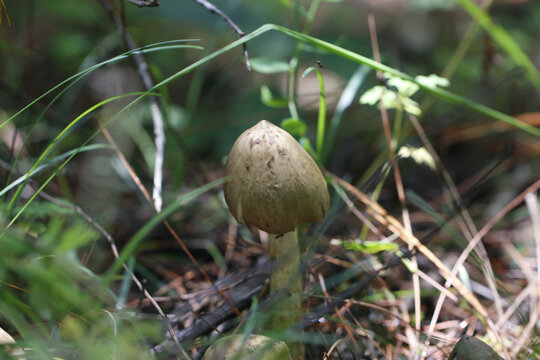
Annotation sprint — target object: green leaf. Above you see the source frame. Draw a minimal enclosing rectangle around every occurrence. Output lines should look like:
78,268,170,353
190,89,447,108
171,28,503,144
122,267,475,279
250,57,292,74
415,74,450,89
359,86,385,106
278,0,293,8
387,75,419,97
281,118,307,137
0,144,111,198
260,85,288,108
137,24,539,136
341,239,399,254
359,73,422,115
454,0,540,95
360,83,422,116
58,223,95,252
398,145,436,170
302,66,316,78
299,136,313,154
401,97,422,116
322,65,370,164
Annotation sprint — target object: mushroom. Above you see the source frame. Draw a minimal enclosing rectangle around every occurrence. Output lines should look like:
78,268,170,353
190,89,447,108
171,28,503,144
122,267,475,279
0,326,24,359
448,335,503,360
0,327,14,345
223,120,330,334
203,334,291,360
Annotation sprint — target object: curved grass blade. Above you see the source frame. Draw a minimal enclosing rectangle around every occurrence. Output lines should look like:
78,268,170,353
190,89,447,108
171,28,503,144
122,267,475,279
322,65,370,163
302,65,326,160
5,92,150,228
455,0,540,94
3,40,202,215
1,40,202,131
150,24,539,136
0,144,111,198
266,24,540,137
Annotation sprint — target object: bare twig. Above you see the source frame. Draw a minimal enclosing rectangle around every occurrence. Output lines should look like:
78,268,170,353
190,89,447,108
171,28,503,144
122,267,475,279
152,265,269,356
526,189,540,297
329,173,490,320
0,0,12,27
407,105,506,360
100,0,165,212
408,110,505,354
450,180,540,288
193,0,251,70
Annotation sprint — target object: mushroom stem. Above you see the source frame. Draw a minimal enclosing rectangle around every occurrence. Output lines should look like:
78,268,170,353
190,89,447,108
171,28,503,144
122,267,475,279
269,230,304,358
269,231,302,301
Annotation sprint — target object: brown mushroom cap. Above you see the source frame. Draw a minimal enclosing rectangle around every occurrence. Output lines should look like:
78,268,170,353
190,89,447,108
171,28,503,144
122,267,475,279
224,120,330,234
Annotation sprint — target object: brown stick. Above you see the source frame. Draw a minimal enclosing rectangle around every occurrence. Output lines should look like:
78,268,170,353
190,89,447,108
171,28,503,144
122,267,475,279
193,0,251,70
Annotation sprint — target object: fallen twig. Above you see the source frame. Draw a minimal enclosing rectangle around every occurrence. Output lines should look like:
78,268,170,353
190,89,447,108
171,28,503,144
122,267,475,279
100,0,165,212
193,0,251,70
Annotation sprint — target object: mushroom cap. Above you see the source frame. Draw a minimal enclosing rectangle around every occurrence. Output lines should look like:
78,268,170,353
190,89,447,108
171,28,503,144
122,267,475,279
224,120,330,234
0,327,14,345
448,335,503,360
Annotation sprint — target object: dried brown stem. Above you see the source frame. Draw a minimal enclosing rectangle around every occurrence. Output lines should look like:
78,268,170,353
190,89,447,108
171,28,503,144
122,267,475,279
367,14,421,356
193,0,251,70
99,0,165,211
329,172,490,320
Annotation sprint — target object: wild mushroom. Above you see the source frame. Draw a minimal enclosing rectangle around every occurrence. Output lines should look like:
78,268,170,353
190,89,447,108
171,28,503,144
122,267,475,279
0,327,14,345
448,335,503,360
223,120,330,333
203,334,291,360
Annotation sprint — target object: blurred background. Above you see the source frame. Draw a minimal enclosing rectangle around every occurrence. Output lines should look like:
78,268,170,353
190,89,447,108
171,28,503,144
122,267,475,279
0,0,539,359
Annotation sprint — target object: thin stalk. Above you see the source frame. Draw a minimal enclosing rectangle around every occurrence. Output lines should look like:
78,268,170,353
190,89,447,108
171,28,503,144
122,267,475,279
420,0,492,115
288,0,322,122
455,0,540,94
268,230,304,359
368,14,420,357
289,0,302,111
315,68,326,159
302,0,322,34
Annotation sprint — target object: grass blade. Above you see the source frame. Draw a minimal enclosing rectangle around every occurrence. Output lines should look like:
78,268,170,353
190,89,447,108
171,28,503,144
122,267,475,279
454,0,540,94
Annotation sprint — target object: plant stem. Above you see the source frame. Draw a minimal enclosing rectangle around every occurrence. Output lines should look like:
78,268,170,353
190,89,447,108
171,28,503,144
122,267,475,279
314,67,326,161
269,230,304,358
